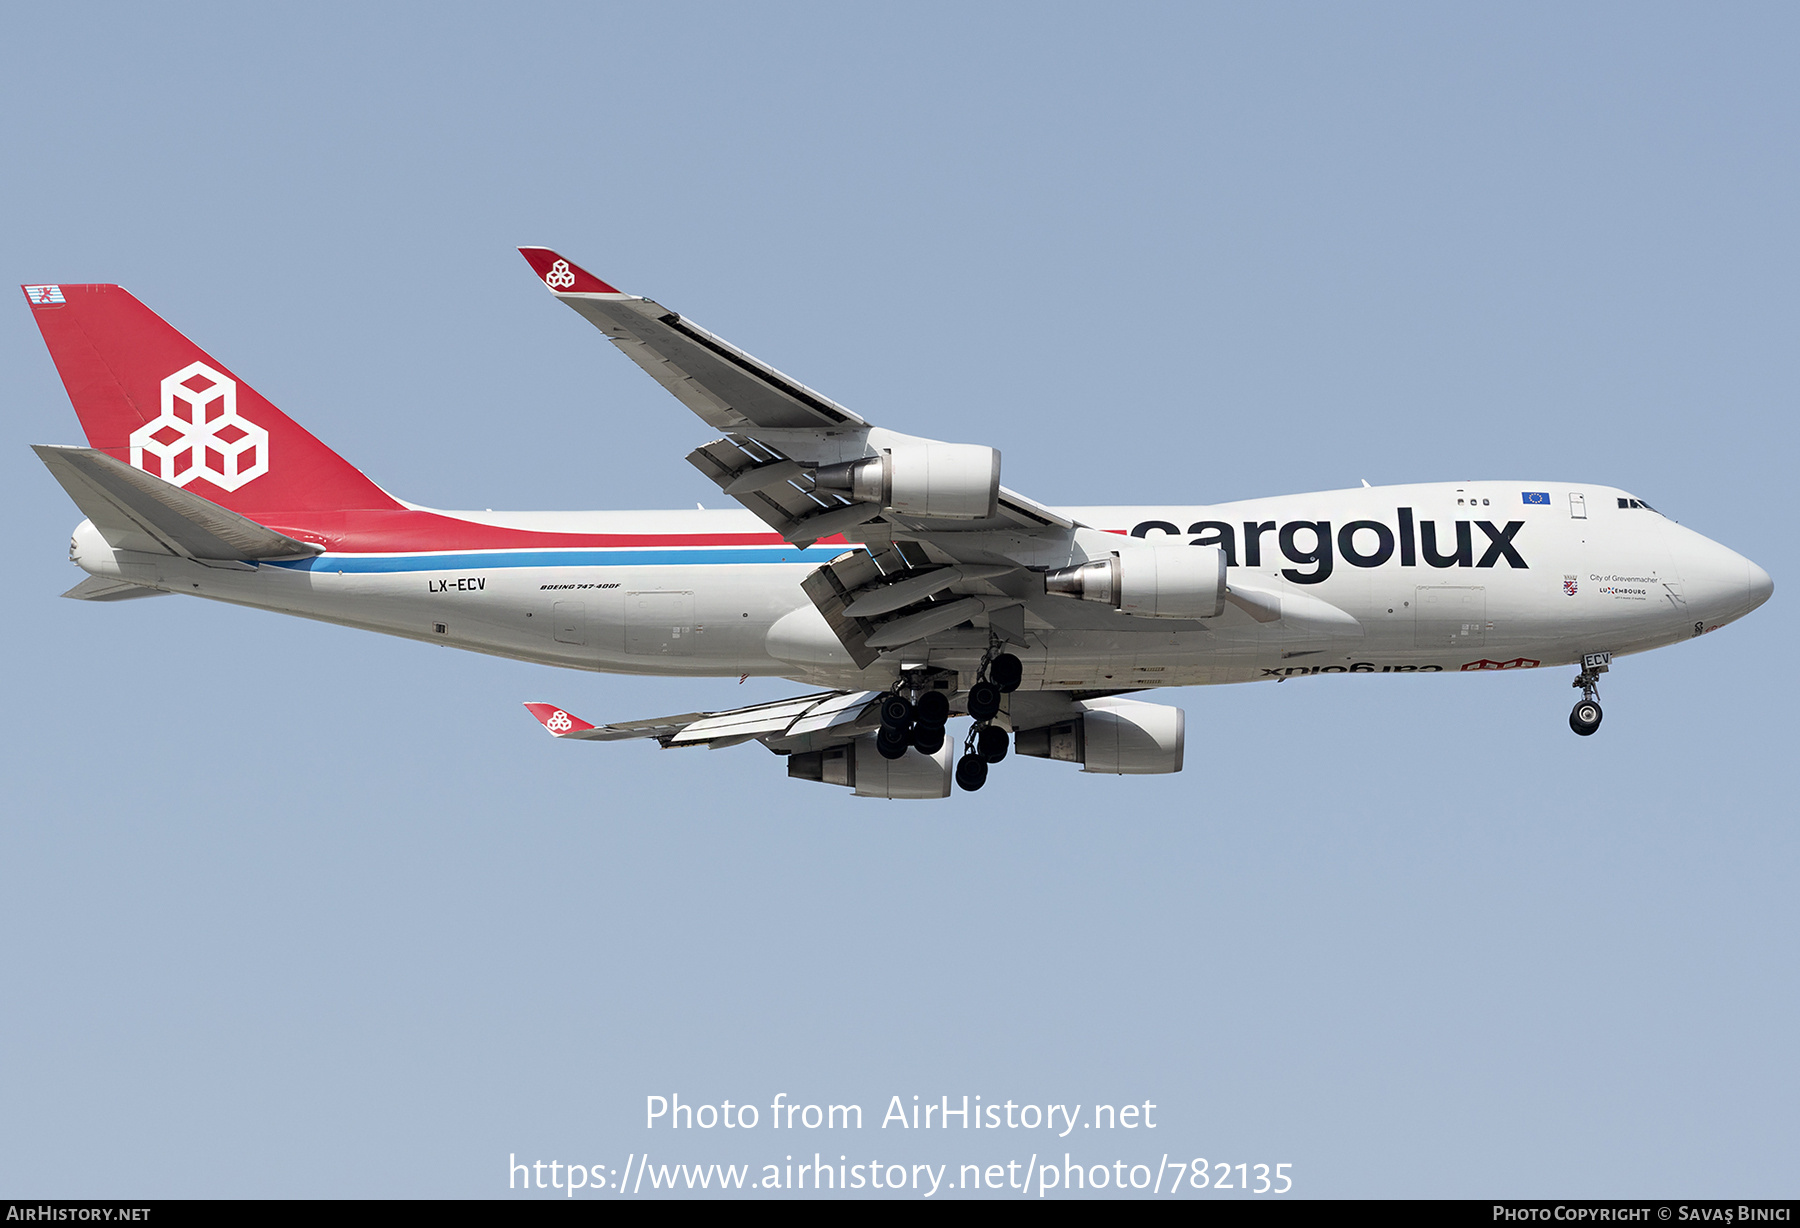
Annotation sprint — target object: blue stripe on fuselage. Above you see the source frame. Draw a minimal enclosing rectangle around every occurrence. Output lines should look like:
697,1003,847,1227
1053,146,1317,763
262,546,848,573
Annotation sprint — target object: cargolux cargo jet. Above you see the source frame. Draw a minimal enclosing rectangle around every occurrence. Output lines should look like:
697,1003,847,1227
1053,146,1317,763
25,250,1773,799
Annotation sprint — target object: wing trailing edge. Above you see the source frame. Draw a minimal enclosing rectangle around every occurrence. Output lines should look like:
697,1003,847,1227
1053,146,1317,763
524,690,883,753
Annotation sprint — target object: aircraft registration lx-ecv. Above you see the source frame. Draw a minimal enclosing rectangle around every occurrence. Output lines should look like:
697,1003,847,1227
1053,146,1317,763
25,251,1773,798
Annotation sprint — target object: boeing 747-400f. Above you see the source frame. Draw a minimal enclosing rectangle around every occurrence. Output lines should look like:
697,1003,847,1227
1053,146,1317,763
24,252,1773,799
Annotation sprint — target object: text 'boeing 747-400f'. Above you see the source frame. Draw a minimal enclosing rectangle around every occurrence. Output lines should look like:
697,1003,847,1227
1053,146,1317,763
24,251,1774,798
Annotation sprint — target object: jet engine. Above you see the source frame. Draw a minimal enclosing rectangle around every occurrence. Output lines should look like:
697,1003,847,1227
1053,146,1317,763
813,443,1001,520
1044,546,1226,619
787,734,954,799
1013,697,1185,774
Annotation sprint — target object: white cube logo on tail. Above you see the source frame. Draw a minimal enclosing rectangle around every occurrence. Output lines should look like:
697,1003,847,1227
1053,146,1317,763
128,362,269,491
545,710,575,733
544,260,577,289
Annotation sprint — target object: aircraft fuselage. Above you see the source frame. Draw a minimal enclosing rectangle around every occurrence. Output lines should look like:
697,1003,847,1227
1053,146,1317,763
66,478,1769,693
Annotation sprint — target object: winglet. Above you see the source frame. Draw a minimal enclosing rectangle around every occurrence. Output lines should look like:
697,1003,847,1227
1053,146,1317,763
517,248,623,295
523,702,598,737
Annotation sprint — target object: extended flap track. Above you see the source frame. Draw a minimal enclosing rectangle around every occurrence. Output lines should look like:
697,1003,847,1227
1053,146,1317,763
688,435,861,545
802,540,957,669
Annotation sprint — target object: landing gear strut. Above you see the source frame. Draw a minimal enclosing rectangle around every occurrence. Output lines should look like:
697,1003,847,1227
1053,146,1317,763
1569,651,1610,737
955,644,1023,791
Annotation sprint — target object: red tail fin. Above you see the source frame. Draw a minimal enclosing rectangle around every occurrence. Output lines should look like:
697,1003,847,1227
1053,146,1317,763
23,283,400,515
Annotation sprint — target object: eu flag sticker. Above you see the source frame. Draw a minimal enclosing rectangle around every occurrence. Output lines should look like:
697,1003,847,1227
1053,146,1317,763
1522,491,1550,505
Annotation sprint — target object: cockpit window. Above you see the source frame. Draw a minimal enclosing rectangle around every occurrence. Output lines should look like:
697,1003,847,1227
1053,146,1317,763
1617,497,1660,514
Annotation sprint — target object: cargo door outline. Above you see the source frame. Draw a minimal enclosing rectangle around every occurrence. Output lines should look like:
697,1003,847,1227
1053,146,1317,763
626,591,695,654
552,600,586,646
1414,586,1488,649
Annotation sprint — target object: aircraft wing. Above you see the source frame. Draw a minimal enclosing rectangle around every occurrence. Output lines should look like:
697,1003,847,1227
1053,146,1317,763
520,248,1359,657
518,247,1073,546
518,247,864,433
523,690,882,753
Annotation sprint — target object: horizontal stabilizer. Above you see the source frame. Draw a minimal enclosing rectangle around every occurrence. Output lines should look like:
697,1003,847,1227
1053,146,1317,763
61,575,167,602
33,445,325,562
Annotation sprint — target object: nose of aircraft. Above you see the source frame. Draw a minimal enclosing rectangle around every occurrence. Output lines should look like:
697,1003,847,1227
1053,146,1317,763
1747,559,1774,611
1665,521,1772,627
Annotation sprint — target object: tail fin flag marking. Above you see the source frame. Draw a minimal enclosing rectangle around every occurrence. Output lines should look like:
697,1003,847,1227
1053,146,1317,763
23,282,402,515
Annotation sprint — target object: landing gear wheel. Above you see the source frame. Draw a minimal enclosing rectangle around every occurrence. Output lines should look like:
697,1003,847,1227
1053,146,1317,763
1569,653,1610,739
879,693,914,730
1569,700,1603,737
967,681,1002,722
989,653,1023,694
876,725,912,758
976,725,1010,763
955,753,989,792
911,722,946,755
913,690,950,725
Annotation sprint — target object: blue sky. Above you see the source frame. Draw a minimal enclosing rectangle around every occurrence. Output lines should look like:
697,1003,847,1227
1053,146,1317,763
2,2,1794,1198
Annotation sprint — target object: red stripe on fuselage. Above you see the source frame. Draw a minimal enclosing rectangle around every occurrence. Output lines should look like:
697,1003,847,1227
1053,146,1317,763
257,507,844,553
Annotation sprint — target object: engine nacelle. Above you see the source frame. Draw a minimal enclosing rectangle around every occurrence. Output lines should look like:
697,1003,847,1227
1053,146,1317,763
787,735,953,799
1044,546,1226,619
813,443,1000,520
1014,697,1185,775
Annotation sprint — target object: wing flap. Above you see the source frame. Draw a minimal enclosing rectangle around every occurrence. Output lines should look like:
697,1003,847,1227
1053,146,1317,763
688,436,844,536
666,694,831,746
523,691,882,752
783,689,883,739
862,595,1026,650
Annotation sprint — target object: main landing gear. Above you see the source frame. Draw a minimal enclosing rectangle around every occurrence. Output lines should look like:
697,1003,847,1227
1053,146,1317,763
876,687,950,759
954,648,1022,793
1569,651,1611,737
878,648,1023,790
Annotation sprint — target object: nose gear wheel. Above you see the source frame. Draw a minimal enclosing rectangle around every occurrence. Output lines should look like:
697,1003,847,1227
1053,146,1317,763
1568,653,1609,738
1570,700,1603,736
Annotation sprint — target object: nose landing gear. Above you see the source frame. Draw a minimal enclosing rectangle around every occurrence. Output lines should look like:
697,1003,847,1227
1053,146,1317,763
1570,699,1603,736
1569,651,1610,737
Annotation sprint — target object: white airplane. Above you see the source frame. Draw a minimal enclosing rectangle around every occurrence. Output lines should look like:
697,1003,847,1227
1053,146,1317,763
25,252,1773,799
